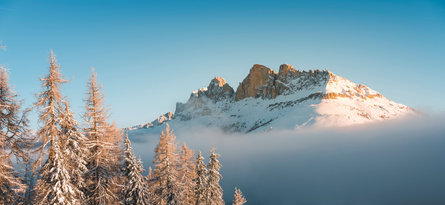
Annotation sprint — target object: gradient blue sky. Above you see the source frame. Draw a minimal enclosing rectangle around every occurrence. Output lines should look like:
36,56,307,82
1,0,444,128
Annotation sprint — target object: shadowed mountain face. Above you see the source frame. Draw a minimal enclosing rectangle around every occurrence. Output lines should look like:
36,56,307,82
128,64,414,133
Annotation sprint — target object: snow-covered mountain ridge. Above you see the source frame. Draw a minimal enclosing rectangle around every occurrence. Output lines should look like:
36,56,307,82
128,64,414,133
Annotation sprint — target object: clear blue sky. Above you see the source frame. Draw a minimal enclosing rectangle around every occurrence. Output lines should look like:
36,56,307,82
1,0,444,128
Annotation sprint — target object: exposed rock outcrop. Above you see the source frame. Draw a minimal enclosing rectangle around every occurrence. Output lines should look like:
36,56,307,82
206,77,235,102
235,64,279,101
235,64,330,101
153,112,174,126
175,77,234,120
278,64,298,78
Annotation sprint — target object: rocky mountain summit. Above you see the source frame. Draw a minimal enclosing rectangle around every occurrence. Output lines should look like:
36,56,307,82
235,64,332,100
128,64,414,133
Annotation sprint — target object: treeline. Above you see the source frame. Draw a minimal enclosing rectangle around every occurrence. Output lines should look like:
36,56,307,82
0,51,247,205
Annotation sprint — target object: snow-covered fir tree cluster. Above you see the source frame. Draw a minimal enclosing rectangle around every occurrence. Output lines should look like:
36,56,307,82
0,52,246,204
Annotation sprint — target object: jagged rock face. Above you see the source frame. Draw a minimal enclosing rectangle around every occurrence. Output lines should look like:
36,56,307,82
206,77,235,101
235,64,279,101
276,64,300,94
154,112,174,126
235,64,330,101
175,77,234,120
188,77,234,102
278,64,298,78
277,67,330,95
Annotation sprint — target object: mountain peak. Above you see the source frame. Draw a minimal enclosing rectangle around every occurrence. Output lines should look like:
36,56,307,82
235,64,278,101
235,64,331,101
278,64,296,77
206,76,234,101
174,76,234,119
128,63,413,133
210,76,228,87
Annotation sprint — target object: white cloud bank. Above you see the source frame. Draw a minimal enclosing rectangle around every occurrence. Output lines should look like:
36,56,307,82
130,115,445,204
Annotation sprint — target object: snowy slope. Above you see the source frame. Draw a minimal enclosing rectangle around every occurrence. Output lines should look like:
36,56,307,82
128,64,414,133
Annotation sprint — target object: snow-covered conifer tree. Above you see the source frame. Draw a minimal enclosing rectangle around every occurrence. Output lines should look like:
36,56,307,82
151,124,181,205
122,134,149,205
60,100,88,197
178,143,196,205
34,138,79,205
0,67,30,204
205,146,224,205
194,151,207,205
232,188,246,205
83,68,120,204
33,51,82,205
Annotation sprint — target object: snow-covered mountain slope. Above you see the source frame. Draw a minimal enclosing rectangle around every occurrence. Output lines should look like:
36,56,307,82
128,64,414,133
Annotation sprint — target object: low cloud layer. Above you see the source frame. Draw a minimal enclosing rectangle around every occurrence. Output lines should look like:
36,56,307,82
130,115,445,204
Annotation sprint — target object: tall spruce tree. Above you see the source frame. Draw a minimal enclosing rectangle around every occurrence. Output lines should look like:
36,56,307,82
205,146,224,205
122,134,149,205
232,188,246,205
194,151,207,205
0,67,30,204
34,137,78,205
60,100,88,198
178,143,196,205
151,124,181,205
83,68,120,204
33,51,82,205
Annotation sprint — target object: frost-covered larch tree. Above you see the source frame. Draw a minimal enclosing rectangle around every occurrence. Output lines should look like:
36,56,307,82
205,146,224,205
0,67,30,204
178,143,196,205
60,100,88,197
83,68,120,204
194,151,207,205
151,124,181,205
122,134,150,205
33,51,82,205
232,188,246,205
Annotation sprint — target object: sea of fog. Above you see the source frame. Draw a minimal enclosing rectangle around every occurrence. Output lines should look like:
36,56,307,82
129,115,445,205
